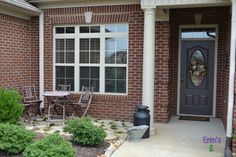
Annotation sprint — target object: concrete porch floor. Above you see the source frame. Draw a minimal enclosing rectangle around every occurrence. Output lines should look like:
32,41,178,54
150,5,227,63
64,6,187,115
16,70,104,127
112,116,225,157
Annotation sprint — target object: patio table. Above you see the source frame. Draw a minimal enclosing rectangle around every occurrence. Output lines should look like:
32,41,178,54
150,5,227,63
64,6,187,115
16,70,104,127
43,91,70,125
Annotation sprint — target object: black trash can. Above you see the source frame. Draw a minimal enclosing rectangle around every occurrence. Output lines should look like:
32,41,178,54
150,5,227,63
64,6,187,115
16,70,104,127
133,105,150,138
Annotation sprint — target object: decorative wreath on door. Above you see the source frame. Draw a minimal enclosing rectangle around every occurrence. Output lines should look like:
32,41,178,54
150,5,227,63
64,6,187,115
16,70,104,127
189,59,207,76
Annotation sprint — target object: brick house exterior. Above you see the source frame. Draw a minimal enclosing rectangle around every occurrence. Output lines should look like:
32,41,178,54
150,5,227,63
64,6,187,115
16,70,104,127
0,0,236,156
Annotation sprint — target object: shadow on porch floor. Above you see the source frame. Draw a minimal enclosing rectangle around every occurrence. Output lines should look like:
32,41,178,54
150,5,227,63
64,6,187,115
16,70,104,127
112,116,225,157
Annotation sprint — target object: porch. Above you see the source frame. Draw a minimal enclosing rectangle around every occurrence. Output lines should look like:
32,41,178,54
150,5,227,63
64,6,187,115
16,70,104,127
112,116,225,157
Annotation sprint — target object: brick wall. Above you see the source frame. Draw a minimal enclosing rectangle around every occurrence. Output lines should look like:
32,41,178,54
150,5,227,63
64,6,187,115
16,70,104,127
43,5,144,121
0,14,39,93
169,7,230,125
43,4,171,122
154,21,171,122
30,17,40,93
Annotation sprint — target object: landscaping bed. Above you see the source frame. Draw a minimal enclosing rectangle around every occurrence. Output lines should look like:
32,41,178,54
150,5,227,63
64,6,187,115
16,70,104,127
0,89,131,157
0,142,108,157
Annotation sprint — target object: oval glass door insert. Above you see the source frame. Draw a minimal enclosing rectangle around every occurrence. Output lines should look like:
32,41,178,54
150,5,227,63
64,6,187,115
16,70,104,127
189,49,207,86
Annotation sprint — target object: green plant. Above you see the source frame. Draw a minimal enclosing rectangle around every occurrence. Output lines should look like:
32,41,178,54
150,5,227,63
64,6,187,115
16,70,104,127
64,117,107,146
23,134,76,157
0,88,23,124
54,130,60,134
0,123,36,154
110,124,118,130
43,126,51,132
100,124,105,128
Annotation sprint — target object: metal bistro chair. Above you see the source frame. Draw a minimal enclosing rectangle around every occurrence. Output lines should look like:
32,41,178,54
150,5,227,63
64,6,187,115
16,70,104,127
71,86,94,117
22,85,42,118
50,84,71,119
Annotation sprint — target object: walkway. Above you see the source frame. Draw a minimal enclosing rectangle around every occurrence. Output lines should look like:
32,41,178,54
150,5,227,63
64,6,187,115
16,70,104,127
112,116,225,157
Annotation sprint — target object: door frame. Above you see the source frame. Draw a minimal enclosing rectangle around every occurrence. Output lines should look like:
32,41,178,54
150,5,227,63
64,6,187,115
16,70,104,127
177,25,218,117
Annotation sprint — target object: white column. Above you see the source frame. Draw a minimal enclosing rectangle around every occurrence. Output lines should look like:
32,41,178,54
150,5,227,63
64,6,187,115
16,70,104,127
39,12,44,109
226,0,236,138
142,8,156,132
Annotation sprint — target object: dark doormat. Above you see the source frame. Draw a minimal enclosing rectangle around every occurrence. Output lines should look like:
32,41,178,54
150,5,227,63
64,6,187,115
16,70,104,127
179,116,209,122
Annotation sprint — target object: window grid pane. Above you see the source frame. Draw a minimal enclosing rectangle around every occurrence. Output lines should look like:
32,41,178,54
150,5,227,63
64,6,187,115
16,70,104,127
56,27,75,34
56,66,74,91
80,38,100,64
105,38,127,64
56,39,75,63
80,67,99,92
105,67,126,93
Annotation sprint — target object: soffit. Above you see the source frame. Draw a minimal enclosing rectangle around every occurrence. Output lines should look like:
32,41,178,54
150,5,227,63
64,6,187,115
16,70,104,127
141,0,231,9
28,0,140,9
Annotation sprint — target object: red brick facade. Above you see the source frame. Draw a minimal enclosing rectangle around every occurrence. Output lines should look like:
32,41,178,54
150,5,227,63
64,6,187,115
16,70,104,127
43,5,173,122
0,14,39,92
154,21,171,122
1,2,236,155
43,5,144,121
0,5,232,125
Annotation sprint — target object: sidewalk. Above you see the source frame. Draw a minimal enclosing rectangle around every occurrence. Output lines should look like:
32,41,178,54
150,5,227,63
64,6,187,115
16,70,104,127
112,116,225,157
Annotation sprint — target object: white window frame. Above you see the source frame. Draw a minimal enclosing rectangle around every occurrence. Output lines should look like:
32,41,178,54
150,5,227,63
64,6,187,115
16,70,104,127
53,24,129,95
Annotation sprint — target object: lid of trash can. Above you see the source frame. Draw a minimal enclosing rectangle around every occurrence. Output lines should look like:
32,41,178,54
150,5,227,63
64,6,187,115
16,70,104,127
137,105,148,110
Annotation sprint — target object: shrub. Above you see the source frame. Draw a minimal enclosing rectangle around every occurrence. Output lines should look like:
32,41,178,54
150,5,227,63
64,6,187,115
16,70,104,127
0,123,36,154
64,117,107,146
0,88,23,124
23,134,76,157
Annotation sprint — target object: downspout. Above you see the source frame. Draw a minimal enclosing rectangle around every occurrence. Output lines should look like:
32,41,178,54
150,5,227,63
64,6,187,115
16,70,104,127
225,1,236,157
39,11,44,113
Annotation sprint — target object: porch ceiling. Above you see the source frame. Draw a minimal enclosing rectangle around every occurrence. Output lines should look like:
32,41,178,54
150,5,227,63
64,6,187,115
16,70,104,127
28,0,140,9
142,0,231,9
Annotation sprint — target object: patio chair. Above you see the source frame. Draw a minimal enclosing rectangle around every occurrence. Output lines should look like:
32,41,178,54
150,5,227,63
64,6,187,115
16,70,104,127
22,85,42,117
70,86,94,117
50,84,71,118
21,103,32,123
58,84,71,91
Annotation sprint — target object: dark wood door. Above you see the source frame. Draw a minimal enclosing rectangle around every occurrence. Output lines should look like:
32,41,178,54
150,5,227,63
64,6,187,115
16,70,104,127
180,41,215,115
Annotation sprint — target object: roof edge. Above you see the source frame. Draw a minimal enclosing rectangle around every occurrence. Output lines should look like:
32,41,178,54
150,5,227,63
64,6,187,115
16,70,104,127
1,0,41,14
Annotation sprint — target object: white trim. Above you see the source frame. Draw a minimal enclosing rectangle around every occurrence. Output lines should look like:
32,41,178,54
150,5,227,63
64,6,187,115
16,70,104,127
53,24,129,95
0,5,30,20
29,0,139,9
141,0,230,9
142,8,156,132
53,27,56,91
177,25,218,117
1,0,41,14
39,12,44,108
226,0,236,138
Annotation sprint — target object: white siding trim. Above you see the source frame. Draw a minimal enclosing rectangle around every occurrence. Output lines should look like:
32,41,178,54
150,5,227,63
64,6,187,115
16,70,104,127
141,0,230,8
39,12,44,108
1,0,41,14
29,0,139,9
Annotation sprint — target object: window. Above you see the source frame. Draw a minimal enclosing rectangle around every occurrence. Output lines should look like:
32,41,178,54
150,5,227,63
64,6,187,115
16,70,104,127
105,67,126,93
56,66,74,90
181,28,216,39
54,24,128,94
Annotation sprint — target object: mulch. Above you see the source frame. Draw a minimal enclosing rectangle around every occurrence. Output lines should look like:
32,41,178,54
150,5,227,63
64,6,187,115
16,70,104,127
75,142,109,157
0,142,109,157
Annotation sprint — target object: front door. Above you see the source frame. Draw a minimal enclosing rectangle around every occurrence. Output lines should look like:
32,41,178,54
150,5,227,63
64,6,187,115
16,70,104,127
180,40,215,116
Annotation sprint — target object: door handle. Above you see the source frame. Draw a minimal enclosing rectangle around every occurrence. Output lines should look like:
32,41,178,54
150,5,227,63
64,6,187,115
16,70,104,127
181,79,183,83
